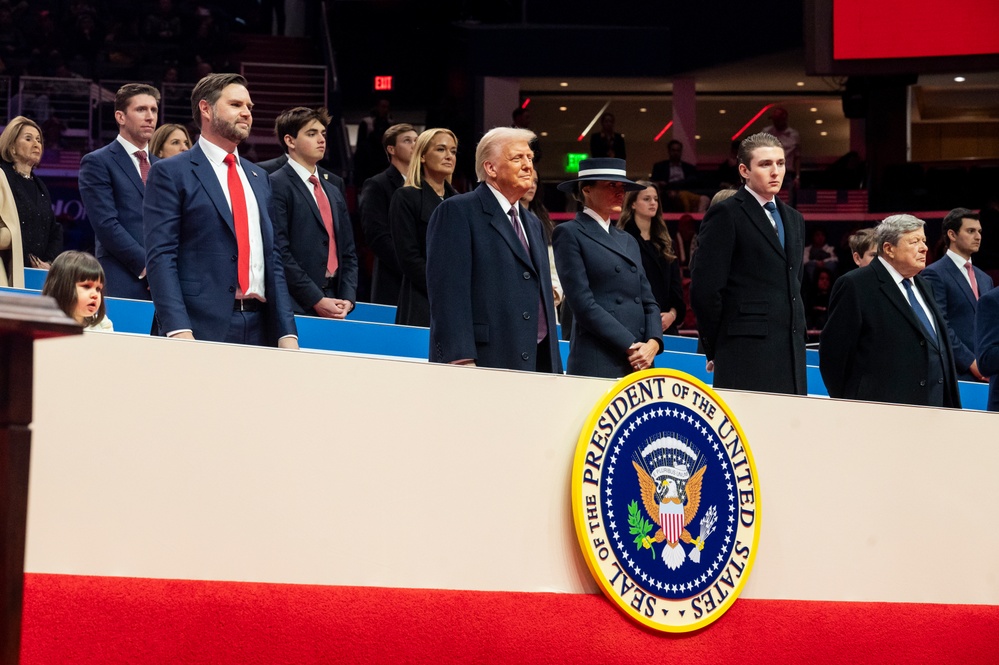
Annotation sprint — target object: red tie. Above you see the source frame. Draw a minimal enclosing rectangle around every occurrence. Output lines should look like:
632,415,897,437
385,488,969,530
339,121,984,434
309,175,338,276
223,153,250,294
965,261,980,299
135,150,150,184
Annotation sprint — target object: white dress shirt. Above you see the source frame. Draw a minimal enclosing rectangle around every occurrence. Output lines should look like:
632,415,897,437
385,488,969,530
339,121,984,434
198,136,266,300
115,134,148,177
879,256,936,335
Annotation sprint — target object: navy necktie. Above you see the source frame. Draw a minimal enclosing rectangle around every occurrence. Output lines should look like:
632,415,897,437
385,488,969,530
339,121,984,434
763,201,786,249
902,278,937,342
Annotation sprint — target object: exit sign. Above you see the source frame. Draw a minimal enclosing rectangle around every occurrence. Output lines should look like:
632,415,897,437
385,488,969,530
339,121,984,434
565,153,588,174
374,76,393,91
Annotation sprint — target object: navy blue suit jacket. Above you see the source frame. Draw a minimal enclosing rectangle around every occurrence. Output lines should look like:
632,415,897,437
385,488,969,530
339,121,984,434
922,256,994,379
425,183,561,373
553,213,662,378
269,162,358,314
975,287,999,411
143,143,297,344
79,139,157,299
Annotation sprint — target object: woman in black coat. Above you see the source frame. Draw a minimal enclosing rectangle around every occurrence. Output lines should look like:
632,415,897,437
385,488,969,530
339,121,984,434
618,181,686,336
0,116,62,269
389,128,458,327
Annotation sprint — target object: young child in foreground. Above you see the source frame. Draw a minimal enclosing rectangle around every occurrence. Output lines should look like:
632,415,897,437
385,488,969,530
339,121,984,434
41,251,114,331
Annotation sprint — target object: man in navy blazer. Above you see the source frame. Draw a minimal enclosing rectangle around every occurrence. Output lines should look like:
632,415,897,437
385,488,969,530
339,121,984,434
80,83,161,299
425,127,561,373
922,208,993,381
975,286,999,411
820,215,960,408
269,106,358,317
144,73,297,348
690,132,807,395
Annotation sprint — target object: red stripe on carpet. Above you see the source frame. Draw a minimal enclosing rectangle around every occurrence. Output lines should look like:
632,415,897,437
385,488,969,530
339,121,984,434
21,573,999,664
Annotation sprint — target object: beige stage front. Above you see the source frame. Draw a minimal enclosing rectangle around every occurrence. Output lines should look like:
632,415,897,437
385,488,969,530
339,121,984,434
25,333,998,606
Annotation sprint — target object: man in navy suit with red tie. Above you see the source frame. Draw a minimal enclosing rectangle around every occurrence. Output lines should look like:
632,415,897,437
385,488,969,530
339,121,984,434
269,107,358,317
144,73,297,347
80,83,161,299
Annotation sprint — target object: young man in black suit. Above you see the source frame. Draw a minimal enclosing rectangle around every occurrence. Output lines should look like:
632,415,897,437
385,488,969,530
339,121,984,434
690,132,808,395
269,107,358,318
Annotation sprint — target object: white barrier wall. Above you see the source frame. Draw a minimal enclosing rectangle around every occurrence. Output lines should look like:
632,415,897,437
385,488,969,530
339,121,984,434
25,332,999,604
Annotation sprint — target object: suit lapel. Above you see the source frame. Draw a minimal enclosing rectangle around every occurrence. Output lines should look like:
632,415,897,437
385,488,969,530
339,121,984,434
189,145,235,234
478,184,532,268
874,260,939,347
739,192,784,256
109,140,145,194
576,213,634,262
242,159,273,247
942,258,977,306
290,170,326,233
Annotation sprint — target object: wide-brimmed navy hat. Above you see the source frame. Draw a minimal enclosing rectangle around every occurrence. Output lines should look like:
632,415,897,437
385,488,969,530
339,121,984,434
557,157,646,193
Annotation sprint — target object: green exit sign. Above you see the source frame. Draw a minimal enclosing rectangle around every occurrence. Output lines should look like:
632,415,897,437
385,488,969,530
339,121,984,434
565,153,588,174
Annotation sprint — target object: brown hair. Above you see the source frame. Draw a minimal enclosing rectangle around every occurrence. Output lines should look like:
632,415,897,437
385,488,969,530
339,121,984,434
274,106,332,152
114,83,161,113
41,251,107,325
148,123,192,158
191,73,247,129
618,180,676,262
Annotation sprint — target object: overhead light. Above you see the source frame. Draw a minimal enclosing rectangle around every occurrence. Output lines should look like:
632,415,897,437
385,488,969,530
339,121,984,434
815,119,824,124
730,103,777,141
559,82,569,87
954,76,966,82
540,131,548,137
577,101,611,142
559,106,567,111
810,107,818,112
796,81,805,87
639,107,647,113
694,134,701,140
653,121,673,142
719,109,727,114
820,131,828,136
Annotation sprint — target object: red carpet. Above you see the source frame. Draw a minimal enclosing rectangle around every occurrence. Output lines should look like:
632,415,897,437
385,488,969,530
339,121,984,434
21,574,999,664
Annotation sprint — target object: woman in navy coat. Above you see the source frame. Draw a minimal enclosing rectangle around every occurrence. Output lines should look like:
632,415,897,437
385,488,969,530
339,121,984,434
552,158,663,378
389,128,458,327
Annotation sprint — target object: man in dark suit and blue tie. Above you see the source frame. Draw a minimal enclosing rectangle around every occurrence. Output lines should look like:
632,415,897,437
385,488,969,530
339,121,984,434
144,73,298,348
425,127,561,373
820,215,960,408
690,132,808,395
79,83,161,300
921,207,993,381
269,107,358,318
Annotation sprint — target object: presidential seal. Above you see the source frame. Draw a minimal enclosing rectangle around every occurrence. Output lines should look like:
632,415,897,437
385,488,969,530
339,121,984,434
571,369,760,632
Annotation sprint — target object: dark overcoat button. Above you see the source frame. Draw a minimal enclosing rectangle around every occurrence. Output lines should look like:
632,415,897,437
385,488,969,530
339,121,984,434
523,312,531,320
615,265,622,272
521,352,530,361
523,272,531,279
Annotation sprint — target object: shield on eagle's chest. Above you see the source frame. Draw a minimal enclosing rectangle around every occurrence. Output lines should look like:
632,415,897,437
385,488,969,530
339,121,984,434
659,502,684,544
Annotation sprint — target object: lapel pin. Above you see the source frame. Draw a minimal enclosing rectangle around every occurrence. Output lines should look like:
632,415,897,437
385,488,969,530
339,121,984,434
323,173,328,180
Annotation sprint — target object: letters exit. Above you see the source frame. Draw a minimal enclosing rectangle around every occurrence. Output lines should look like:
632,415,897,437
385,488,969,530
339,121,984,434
374,76,393,91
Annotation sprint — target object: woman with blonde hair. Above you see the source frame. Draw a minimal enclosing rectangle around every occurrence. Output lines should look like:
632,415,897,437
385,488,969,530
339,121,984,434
618,180,685,336
389,127,458,326
0,116,62,272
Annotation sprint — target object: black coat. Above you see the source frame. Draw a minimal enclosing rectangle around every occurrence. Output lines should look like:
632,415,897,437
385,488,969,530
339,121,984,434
690,187,807,395
820,258,961,408
622,220,686,336
359,165,405,306
390,180,455,327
